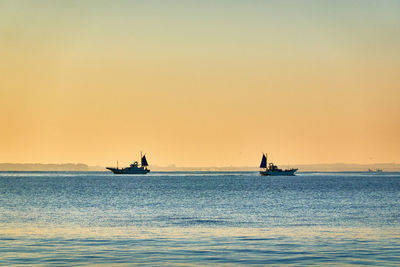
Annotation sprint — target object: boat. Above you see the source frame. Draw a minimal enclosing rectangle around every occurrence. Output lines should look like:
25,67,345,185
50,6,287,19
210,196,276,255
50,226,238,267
259,153,297,176
368,168,383,173
106,153,150,174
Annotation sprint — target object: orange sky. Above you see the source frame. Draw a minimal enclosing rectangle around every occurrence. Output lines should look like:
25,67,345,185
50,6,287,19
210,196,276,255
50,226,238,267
1,1,399,167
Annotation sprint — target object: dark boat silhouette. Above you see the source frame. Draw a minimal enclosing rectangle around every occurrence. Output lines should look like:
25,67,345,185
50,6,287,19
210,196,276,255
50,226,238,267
106,153,150,174
259,153,297,176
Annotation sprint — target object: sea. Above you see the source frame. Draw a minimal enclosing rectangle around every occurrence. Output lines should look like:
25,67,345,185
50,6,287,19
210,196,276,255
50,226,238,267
0,171,399,266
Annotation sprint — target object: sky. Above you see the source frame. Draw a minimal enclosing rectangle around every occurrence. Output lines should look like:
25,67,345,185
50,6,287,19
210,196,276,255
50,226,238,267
1,0,399,167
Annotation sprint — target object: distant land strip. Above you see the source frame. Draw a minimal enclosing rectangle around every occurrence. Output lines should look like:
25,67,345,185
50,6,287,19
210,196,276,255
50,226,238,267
0,163,90,171
0,163,400,172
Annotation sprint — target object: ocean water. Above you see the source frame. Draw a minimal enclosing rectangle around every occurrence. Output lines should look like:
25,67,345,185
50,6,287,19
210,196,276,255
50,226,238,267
0,171,400,266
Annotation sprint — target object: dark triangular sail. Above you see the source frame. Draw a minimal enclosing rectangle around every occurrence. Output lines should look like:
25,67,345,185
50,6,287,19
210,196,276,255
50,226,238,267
141,155,148,167
260,154,267,168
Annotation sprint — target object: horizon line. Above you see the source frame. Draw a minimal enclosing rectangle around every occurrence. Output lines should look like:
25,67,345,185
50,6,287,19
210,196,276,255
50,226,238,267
1,162,399,167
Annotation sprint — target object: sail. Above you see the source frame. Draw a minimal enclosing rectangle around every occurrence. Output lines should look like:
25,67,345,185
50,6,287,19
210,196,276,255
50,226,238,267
260,154,267,168
141,155,148,167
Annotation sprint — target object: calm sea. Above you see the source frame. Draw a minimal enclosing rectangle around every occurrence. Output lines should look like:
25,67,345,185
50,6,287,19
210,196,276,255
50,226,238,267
0,171,399,266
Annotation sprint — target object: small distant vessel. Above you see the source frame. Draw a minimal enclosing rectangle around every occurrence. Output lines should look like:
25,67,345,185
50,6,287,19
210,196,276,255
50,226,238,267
368,168,383,173
259,153,297,176
106,153,150,174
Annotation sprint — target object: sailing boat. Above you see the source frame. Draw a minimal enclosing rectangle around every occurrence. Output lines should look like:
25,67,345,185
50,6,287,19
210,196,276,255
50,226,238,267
259,153,297,176
106,153,150,174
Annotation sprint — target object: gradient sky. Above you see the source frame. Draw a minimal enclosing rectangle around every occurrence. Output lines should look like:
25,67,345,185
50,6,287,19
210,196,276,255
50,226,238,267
1,0,399,167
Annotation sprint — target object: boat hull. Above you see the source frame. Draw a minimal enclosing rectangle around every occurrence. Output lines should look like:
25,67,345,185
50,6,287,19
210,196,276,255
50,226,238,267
106,167,150,174
260,169,298,176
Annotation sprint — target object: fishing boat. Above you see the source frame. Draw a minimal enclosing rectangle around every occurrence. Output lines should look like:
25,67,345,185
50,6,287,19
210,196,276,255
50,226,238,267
368,168,383,173
106,153,150,174
259,153,297,176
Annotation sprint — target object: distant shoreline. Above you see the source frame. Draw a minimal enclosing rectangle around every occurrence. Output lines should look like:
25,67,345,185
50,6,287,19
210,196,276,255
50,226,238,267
0,163,90,172
1,163,399,172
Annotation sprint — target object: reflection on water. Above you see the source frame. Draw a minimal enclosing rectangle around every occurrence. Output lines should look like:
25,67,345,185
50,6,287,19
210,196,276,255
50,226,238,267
1,226,399,266
0,171,400,265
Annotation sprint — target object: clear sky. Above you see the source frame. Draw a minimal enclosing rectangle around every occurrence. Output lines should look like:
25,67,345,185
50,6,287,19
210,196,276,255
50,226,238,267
1,1,399,167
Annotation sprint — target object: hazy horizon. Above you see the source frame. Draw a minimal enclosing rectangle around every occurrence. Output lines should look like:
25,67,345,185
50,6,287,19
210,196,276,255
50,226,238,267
1,1,399,167
2,161,400,172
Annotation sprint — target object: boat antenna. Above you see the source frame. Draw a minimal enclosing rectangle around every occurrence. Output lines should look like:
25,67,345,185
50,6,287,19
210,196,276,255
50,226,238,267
117,160,119,169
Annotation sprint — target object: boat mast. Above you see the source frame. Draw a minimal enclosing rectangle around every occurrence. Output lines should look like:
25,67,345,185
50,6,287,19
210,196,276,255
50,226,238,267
260,152,267,170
